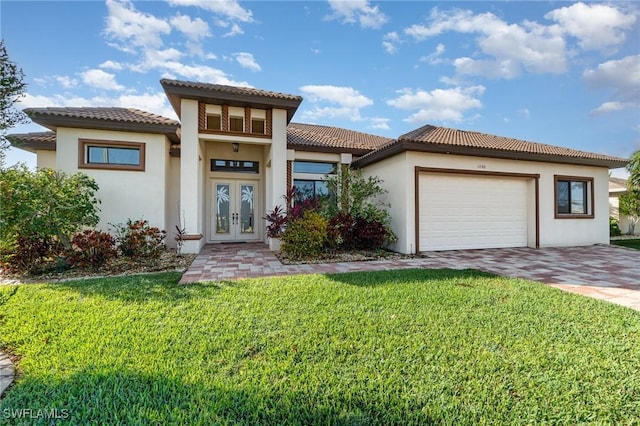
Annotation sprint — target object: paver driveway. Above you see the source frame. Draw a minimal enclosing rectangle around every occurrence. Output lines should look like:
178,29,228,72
180,244,640,311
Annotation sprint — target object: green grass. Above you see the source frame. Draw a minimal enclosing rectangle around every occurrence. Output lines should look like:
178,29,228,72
0,269,639,425
612,239,640,250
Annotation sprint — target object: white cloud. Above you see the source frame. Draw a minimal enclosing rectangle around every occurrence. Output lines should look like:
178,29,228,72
518,108,530,118
81,69,125,91
327,0,388,29
104,0,172,50
167,0,253,23
170,13,210,41
99,60,124,71
382,31,401,54
161,62,249,86
223,23,244,37
420,43,446,65
55,76,78,89
233,52,261,71
590,101,637,116
299,85,373,122
370,117,390,130
404,7,568,77
545,2,636,52
387,85,485,123
584,55,640,115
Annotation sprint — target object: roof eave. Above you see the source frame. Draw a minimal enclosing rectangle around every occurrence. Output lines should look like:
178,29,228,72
161,81,303,123
26,114,180,144
353,141,628,169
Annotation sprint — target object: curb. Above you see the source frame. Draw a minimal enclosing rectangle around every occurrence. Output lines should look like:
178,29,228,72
0,351,15,399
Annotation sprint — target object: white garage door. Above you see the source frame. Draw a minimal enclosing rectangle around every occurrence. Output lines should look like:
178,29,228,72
418,173,529,251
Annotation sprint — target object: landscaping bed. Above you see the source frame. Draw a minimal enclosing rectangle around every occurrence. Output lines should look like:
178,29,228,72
611,238,640,250
276,248,418,264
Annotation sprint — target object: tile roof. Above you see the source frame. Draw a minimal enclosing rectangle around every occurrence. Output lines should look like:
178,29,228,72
5,131,56,152
161,79,302,102
287,123,393,153
25,107,179,127
609,177,628,192
354,124,627,168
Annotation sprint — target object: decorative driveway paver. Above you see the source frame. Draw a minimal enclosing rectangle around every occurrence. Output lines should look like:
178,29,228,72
180,243,640,311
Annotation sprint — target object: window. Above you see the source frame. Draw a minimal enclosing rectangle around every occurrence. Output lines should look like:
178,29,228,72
79,140,145,171
251,118,265,135
211,159,259,174
555,176,593,218
293,161,337,175
229,116,244,132
206,114,221,130
294,179,329,198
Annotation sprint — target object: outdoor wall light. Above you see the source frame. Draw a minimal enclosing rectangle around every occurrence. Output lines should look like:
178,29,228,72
232,143,239,152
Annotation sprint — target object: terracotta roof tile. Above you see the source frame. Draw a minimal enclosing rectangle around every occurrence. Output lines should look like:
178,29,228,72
24,107,178,127
5,131,56,152
398,124,626,164
161,79,302,102
287,123,392,153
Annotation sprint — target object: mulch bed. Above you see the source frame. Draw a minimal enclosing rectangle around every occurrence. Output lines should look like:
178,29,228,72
0,251,197,284
277,249,420,265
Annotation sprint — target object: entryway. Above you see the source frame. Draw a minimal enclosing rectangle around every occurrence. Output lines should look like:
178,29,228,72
211,180,260,242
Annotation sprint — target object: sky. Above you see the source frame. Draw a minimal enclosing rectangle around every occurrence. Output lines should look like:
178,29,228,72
1,0,639,176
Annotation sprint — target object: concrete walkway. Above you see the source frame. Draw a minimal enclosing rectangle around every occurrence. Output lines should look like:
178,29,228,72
0,351,14,399
180,243,640,311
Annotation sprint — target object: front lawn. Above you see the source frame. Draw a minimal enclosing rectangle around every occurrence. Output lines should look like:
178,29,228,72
612,238,640,250
1,270,639,424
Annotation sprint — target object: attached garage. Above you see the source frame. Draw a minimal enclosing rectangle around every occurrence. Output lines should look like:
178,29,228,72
416,168,539,251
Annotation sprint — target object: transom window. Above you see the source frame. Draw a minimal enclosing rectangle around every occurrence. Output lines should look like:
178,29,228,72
555,176,593,218
211,159,259,174
229,116,244,132
79,140,145,171
293,161,337,175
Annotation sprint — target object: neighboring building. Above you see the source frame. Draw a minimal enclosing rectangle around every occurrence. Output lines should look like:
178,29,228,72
609,177,638,235
8,79,627,254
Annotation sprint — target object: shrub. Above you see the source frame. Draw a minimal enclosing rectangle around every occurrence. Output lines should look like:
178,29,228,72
2,235,66,273
327,212,356,250
68,230,117,268
353,218,388,250
610,217,622,237
112,219,167,260
0,166,100,249
281,211,328,260
264,205,287,238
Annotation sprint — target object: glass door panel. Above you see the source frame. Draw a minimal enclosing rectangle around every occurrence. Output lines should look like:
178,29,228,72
215,184,230,234
240,184,255,234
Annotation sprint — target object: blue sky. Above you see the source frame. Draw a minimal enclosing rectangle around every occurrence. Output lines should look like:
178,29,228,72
2,1,639,175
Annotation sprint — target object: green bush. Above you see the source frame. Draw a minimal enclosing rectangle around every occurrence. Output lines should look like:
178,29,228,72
610,216,622,237
112,219,167,260
281,211,328,260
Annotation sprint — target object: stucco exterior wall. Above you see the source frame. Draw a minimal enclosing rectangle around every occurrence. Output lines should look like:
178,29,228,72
35,150,56,169
165,156,181,249
55,127,170,235
362,152,611,254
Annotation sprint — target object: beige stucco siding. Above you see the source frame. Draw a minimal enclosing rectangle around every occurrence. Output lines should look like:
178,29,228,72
55,127,170,236
362,152,611,254
36,150,56,169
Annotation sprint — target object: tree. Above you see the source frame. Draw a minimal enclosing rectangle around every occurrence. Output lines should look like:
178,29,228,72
619,189,640,234
627,150,640,189
0,39,28,165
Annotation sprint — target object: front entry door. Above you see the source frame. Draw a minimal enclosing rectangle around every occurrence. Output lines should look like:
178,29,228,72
212,181,259,242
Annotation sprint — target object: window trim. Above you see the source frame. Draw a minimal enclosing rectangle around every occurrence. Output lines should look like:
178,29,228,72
554,175,594,219
78,139,145,172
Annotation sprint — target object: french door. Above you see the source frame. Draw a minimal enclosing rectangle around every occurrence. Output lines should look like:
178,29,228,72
212,181,259,242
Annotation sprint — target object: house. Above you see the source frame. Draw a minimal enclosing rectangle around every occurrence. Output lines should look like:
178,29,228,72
8,79,627,254
609,177,638,235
